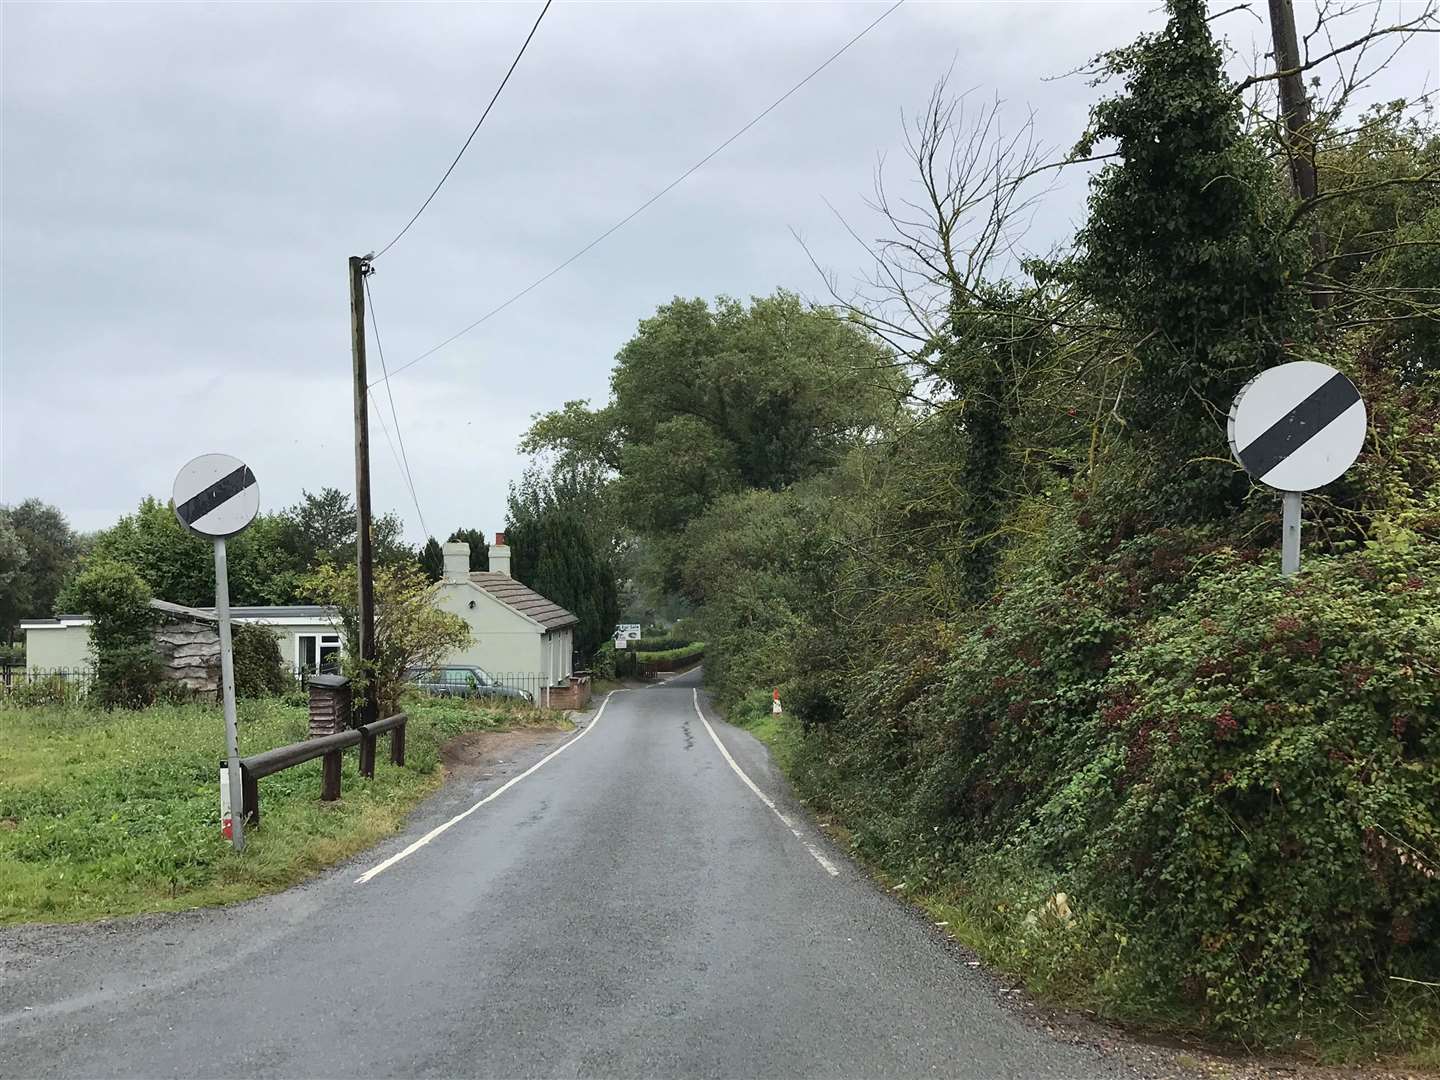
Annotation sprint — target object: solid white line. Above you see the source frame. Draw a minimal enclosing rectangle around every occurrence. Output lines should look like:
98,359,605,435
691,689,840,877
656,664,702,685
354,691,622,885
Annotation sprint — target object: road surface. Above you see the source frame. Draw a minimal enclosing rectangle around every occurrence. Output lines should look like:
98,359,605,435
0,671,1132,1078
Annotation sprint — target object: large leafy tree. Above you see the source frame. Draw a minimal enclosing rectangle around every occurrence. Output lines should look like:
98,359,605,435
82,490,412,608
523,290,906,586
278,487,412,571
0,499,80,637
525,291,904,500
0,515,28,641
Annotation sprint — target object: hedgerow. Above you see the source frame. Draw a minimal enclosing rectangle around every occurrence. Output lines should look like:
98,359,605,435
634,642,705,664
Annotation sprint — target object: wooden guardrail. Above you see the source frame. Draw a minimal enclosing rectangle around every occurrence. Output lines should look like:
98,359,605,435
237,713,407,826
358,711,406,779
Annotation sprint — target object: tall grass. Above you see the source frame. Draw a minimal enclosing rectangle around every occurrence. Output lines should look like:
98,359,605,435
0,695,564,924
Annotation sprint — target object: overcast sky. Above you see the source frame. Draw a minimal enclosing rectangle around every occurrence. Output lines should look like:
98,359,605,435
2,1,1433,545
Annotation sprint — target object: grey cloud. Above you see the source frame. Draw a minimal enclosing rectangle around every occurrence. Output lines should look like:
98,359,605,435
3,1,1432,540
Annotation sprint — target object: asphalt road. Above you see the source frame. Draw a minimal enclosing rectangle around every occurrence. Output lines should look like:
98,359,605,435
0,672,1134,1079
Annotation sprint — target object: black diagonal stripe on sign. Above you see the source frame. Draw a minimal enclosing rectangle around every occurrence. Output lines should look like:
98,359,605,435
1238,371,1360,480
177,465,256,526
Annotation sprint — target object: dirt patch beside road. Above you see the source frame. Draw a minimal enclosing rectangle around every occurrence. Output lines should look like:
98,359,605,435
439,726,572,778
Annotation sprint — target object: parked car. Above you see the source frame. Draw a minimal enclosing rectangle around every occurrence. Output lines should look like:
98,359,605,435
405,665,532,702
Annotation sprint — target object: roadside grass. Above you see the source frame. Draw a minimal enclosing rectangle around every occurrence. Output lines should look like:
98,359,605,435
0,695,568,926
724,692,1440,1069
725,688,801,771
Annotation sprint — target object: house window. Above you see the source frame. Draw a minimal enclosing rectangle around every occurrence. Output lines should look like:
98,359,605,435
296,633,342,674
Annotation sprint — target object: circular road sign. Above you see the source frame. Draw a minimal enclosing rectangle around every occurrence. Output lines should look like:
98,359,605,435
173,454,259,538
1228,361,1366,492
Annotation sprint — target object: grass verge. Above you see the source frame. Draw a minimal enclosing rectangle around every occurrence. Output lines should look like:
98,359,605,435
0,695,568,925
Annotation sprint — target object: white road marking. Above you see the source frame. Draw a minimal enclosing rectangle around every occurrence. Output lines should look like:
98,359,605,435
656,664,702,685
355,691,623,884
691,689,840,877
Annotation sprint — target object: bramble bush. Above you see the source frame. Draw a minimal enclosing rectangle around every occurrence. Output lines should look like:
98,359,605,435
1070,543,1440,1030
783,534,1440,1036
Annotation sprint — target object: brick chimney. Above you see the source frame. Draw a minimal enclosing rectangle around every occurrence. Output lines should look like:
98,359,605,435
442,542,470,581
489,532,511,577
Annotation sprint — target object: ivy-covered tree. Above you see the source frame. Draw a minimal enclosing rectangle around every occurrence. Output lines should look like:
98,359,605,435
1067,0,1310,510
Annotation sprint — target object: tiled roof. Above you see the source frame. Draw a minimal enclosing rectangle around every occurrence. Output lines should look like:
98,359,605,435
469,572,579,629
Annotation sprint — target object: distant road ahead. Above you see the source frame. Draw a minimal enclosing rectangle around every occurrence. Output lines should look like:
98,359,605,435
0,670,1130,1078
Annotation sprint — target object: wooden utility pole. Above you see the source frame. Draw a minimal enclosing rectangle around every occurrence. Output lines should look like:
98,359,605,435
1267,0,1329,306
349,255,379,726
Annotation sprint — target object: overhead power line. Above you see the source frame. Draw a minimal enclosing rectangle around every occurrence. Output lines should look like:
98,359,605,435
372,0,905,387
364,276,431,539
372,0,555,262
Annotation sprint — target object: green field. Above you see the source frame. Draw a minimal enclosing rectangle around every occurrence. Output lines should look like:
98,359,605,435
0,695,566,925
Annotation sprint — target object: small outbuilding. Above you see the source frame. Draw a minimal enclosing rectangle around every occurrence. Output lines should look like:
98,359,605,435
21,603,342,679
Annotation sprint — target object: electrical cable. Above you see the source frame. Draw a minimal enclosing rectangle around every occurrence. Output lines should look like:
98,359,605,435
371,0,905,386
372,0,554,262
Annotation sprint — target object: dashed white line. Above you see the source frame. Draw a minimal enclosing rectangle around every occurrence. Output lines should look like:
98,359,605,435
691,688,840,876
355,690,622,884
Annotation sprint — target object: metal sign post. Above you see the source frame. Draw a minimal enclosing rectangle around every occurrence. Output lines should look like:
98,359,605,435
173,453,260,852
1228,361,1366,576
1281,491,1302,576
212,536,244,849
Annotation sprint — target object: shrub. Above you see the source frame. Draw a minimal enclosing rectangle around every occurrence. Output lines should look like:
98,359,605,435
56,561,160,709
231,624,290,698
632,636,694,653
2,673,85,709
591,641,637,680
305,562,471,720
789,533,1440,1037
1065,543,1440,1030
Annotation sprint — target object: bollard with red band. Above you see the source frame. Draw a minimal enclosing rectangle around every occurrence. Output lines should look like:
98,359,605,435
772,688,782,715
219,765,234,840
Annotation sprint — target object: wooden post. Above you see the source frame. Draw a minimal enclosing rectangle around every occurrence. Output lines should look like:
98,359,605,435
322,749,342,801
390,721,406,767
359,728,376,779
241,763,260,827
350,255,379,728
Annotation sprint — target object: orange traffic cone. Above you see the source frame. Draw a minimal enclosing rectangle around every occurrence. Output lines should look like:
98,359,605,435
772,688,782,715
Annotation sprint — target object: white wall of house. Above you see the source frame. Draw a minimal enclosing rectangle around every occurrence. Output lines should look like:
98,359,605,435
22,618,340,675
432,580,545,676
21,622,92,671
